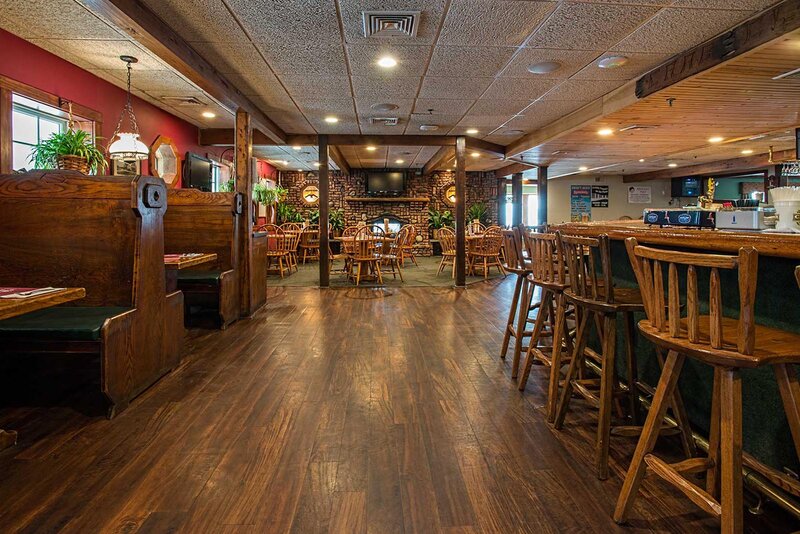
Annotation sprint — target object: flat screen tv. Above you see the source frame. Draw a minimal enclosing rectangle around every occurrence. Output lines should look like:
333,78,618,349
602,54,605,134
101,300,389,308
184,152,213,191
366,171,405,196
671,177,702,198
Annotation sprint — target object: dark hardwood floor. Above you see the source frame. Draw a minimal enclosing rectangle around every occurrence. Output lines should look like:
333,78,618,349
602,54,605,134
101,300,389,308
0,279,793,533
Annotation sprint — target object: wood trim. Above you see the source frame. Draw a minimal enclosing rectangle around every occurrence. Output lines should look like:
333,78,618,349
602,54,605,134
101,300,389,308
201,131,468,148
328,144,350,175
494,160,536,179
464,137,505,158
83,0,286,144
0,88,11,174
636,0,800,99
622,149,796,183
424,146,455,174
235,109,254,316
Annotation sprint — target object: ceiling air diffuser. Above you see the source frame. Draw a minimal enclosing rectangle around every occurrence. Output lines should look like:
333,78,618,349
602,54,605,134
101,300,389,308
362,11,420,38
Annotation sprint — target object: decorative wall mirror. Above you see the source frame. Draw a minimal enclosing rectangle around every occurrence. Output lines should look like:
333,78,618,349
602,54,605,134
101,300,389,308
442,182,457,206
149,135,180,187
302,184,320,204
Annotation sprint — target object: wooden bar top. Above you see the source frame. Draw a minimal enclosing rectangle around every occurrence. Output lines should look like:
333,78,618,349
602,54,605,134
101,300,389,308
553,220,800,260
163,253,218,270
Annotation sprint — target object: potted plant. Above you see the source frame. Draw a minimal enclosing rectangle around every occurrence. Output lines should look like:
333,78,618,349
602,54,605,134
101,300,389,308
277,202,304,224
30,129,107,175
428,207,455,239
253,183,286,224
219,178,235,192
467,202,489,225
329,208,345,237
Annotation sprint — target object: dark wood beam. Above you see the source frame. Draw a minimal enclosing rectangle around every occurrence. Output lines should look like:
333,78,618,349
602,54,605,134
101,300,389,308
319,135,330,288
328,145,350,175
234,109,255,316
454,137,466,288
637,0,800,98
622,149,796,183
497,177,508,227
537,166,548,226
511,173,523,227
495,160,536,179
200,128,273,146
424,146,455,174
83,0,286,143
464,137,505,159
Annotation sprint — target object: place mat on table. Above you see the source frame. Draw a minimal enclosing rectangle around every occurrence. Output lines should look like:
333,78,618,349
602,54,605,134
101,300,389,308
164,253,206,261
0,287,64,299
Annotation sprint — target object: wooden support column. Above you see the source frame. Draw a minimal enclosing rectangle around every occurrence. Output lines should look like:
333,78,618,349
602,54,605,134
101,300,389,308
537,166,548,226
318,135,330,288
235,108,256,317
455,136,467,288
497,177,507,227
511,172,523,227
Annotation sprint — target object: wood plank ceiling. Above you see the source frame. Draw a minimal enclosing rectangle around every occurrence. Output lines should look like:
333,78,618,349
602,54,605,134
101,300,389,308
0,0,793,174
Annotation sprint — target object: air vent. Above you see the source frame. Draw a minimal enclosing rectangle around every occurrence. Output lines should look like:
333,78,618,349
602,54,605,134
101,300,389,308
773,66,800,80
160,95,206,106
363,11,420,38
619,124,657,132
370,117,399,126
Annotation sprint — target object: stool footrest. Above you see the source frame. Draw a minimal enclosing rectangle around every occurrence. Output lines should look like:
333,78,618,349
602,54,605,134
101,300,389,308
644,454,721,518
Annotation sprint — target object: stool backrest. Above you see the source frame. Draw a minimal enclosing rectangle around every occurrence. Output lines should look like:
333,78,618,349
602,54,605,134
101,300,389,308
624,237,758,355
502,229,525,270
352,226,378,260
526,232,564,285
439,227,456,255
558,232,614,304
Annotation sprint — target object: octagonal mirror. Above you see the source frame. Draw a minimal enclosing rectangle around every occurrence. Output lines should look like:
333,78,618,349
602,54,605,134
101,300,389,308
149,135,180,187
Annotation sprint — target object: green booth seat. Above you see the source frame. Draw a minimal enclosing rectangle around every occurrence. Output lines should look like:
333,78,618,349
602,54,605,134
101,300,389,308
0,306,131,341
176,270,224,286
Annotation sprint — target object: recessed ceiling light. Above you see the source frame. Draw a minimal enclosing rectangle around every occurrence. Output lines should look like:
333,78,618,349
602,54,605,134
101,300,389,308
579,166,588,171
708,136,724,143
371,103,398,112
297,169,303,172
201,111,216,118
377,56,397,68
292,145,302,150
324,116,339,123
471,152,480,158
668,163,678,168
527,61,561,74
638,158,645,162
597,128,614,136
366,145,377,151
419,124,439,131
741,149,754,155
597,55,629,69
314,162,321,167
466,128,479,134
447,168,452,172
395,159,404,164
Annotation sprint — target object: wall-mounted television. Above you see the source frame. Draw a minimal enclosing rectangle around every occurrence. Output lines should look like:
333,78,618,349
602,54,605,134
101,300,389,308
184,152,213,192
671,177,703,198
366,171,405,197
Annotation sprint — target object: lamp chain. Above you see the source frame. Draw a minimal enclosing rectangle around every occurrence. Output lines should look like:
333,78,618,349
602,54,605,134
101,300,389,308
111,59,141,138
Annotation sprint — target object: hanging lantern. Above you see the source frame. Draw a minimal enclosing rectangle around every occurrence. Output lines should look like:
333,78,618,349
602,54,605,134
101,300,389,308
108,55,149,160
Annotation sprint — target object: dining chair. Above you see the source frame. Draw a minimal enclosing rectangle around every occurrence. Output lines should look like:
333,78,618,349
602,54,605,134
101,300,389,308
377,226,403,281
400,224,418,266
467,232,506,280
349,226,383,286
437,227,456,278
331,226,358,275
262,224,291,278
299,224,320,264
500,228,536,372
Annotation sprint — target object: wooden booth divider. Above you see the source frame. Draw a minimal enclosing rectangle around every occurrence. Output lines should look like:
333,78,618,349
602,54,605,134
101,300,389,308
163,188,242,329
0,170,183,417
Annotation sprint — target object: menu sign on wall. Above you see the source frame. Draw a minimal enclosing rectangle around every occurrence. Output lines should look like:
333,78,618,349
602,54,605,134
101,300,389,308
627,186,652,204
570,185,592,222
591,185,609,208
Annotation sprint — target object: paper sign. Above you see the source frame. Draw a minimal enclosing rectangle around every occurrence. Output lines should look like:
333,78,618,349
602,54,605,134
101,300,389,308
570,185,592,222
627,186,652,204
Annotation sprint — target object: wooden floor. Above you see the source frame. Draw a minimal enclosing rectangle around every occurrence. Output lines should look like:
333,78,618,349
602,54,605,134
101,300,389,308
0,280,792,533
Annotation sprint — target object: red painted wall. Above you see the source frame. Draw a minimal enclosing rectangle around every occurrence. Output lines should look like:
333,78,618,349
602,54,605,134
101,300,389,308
255,159,277,181
0,29,220,185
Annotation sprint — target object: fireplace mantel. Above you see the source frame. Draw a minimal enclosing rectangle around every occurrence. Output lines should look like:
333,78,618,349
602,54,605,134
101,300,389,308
345,196,429,202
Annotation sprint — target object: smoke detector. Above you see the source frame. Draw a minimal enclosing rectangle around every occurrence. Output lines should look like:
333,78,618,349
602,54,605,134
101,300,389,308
362,11,420,38
369,117,399,126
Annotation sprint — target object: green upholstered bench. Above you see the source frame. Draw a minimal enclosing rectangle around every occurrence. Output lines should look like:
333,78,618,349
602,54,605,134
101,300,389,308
0,306,131,341
177,270,223,286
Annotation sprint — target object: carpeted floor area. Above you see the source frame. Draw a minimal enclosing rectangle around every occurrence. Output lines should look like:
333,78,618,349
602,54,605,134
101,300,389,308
267,255,507,287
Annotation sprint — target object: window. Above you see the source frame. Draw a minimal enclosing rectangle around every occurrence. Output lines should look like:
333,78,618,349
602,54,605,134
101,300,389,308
11,94,69,171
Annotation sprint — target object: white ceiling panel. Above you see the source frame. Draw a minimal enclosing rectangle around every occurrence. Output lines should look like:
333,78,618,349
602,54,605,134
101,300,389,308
426,46,516,77
280,75,352,99
224,0,341,45
504,99,589,128
405,113,463,134
140,0,250,43
481,77,559,101
29,39,103,71
540,78,625,103
257,41,349,76
418,77,494,99
193,41,266,75
268,110,315,133
351,75,421,99
33,39,167,71
526,3,660,50
338,0,448,45
244,91,297,113
413,99,475,116
571,51,670,81
502,48,601,78
468,98,529,116
437,0,556,47
296,98,356,117
0,0,123,40
355,98,415,117
670,0,779,9
346,44,431,76
100,69,202,96
359,122,409,135
306,116,361,134
454,115,515,130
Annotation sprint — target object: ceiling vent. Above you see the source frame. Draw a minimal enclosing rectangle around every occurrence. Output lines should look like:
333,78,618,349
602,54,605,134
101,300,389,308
160,95,206,106
362,11,420,38
370,117,399,126
619,124,657,132
773,66,800,80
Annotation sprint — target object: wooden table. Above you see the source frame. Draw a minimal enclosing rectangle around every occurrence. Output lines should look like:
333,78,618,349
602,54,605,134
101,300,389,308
0,286,86,450
164,253,218,292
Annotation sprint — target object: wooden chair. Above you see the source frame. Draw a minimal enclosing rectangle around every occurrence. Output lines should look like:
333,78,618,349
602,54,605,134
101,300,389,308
380,226,405,282
331,226,358,275
437,227,456,277
262,225,292,278
468,221,486,236
349,226,383,286
299,224,320,263
467,232,506,279
614,240,800,533
399,224,418,266
500,228,537,375
517,232,575,426
553,233,693,480
280,222,302,271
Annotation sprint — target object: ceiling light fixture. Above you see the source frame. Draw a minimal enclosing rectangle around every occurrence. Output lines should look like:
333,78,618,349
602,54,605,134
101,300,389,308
297,169,303,172
324,116,339,124
371,103,398,112
419,124,439,131
597,128,614,136
741,149,754,155
377,56,398,68
466,128,479,134
395,159,404,164
366,145,377,151
708,136,724,143
668,163,678,167
597,55,629,69
638,158,645,162
579,166,588,171
108,56,149,161
527,61,561,74
201,111,216,119
471,152,480,158
314,162,321,167
292,145,302,150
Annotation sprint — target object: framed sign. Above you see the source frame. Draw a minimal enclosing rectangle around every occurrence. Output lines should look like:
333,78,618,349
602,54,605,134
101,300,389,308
627,186,652,204
570,185,592,222
591,185,609,208
111,158,141,176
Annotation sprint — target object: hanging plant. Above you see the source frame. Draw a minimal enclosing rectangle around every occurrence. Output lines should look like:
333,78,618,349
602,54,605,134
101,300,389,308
29,128,108,175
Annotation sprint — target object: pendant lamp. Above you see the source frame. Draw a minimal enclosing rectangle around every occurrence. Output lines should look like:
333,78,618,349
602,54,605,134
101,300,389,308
108,55,149,160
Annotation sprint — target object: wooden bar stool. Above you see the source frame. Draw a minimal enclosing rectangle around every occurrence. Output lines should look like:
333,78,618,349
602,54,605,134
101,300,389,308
614,240,800,533
500,228,537,377
517,232,575,426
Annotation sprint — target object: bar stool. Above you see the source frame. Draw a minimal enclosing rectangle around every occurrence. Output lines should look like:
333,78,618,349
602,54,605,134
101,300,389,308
517,232,575,426
500,228,536,374
615,240,800,533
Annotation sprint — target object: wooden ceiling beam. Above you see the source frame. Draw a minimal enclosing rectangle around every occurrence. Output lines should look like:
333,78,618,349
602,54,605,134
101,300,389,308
83,0,286,144
328,145,350,175
464,137,505,159
494,161,536,179
424,146,455,175
622,149,795,183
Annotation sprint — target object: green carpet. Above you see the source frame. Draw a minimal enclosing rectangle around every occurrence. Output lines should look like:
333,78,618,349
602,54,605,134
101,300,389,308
267,255,506,288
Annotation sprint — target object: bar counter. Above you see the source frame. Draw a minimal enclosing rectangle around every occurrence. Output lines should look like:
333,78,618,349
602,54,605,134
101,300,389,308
554,220,800,491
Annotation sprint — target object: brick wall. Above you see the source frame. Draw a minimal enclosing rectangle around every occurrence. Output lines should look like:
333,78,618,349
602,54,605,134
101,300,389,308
279,170,499,255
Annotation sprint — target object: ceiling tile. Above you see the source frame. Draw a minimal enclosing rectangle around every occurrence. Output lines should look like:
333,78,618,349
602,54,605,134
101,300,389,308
540,79,625,102
280,75,352,99
413,99,474,116
481,77,558,100
468,99,530,116
455,115,514,129
405,114,463,134
351,75,421,99
0,0,123,40
437,0,556,47
427,46,515,77
418,77,494,99
306,116,360,134
140,0,250,43
360,122,409,135
256,41,348,76
670,0,779,9
296,98,356,118
614,8,754,54
100,69,201,96
244,92,297,113
526,2,660,50
502,48,600,78
346,44,431,76
339,0,448,45
225,0,341,45
194,41,266,74
571,51,670,80
43,39,168,71
504,99,589,129
269,111,315,133
355,98,415,117
28,39,101,71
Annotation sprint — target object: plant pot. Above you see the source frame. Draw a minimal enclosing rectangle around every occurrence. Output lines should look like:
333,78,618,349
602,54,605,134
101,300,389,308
56,154,90,174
